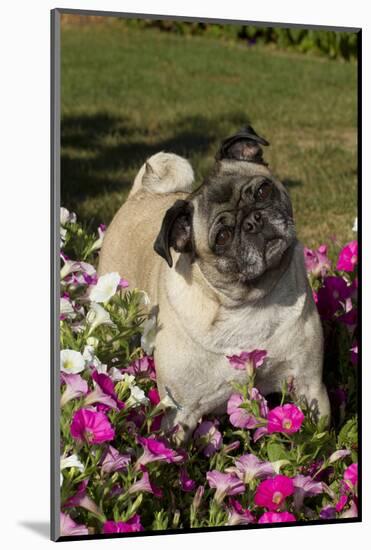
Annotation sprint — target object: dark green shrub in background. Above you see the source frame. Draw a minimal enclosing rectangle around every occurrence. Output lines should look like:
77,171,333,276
122,19,357,61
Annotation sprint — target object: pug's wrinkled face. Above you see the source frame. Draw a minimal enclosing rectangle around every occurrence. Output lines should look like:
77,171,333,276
154,126,297,299
194,168,296,285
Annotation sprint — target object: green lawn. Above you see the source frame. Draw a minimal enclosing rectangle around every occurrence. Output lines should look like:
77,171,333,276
61,21,357,249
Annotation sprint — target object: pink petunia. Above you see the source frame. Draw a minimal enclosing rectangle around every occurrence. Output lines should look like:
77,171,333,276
304,245,331,278
101,445,131,474
258,511,296,524
60,373,88,407
123,355,157,381
206,470,245,504
60,512,88,536
292,475,323,510
194,420,222,457
337,241,358,272
83,370,124,411
267,404,304,434
135,436,184,468
102,515,143,533
63,478,101,515
227,388,268,429
227,453,275,484
70,408,115,445
226,349,267,376
129,468,163,498
254,475,294,511
227,498,255,525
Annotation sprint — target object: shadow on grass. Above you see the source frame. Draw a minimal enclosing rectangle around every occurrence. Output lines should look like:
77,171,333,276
61,111,249,214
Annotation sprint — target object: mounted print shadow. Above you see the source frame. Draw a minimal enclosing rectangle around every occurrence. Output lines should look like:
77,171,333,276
52,8,361,542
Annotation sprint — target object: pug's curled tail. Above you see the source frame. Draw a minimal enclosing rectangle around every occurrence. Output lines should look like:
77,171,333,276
129,152,194,198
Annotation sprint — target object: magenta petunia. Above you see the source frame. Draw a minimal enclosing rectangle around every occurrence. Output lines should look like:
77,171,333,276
336,494,348,513
258,511,296,524
343,463,358,492
267,404,304,434
226,349,267,375
254,475,294,511
179,467,196,492
194,420,222,457
84,370,124,410
316,276,351,320
337,240,358,272
70,408,115,445
206,470,245,504
102,515,143,533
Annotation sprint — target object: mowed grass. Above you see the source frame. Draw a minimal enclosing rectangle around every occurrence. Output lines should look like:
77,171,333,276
61,21,357,249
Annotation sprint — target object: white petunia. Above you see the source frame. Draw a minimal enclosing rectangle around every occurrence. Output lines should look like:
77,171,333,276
109,366,125,381
86,336,99,349
90,225,106,253
139,290,151,307
86,302,116,335
60,207,77,226
141,316,157,355
352,217,357,232
126,385,150,408
60,297,75,320
60,454,84,486
89,272,121,303
60,349,85,374
82,345,107,374
60,227,67,248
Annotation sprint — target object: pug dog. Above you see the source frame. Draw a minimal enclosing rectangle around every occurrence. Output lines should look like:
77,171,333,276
98,126,330,443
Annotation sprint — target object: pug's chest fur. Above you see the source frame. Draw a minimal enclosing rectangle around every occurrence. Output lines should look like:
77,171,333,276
164,250,313,363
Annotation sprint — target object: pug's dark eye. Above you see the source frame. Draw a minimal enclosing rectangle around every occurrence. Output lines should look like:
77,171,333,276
215,228,232,246
256,180,272,201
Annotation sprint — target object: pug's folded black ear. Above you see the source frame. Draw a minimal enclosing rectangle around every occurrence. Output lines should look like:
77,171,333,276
216,125,270,164
154,200,194,268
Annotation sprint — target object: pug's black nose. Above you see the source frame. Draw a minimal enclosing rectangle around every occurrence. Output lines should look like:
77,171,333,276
243,211,264,233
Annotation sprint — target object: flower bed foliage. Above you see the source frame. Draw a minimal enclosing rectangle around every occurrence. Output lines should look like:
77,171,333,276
59,208,358,537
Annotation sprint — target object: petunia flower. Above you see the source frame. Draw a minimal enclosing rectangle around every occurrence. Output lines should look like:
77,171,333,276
350,343,358,366
123,355,156,380
337,240,358,272
135,436,184,468
343,463,358,492
226,349,267,376
90,224,107,253
179,467,196,492
60,512,88,536
86,302,116,335
60,349,85,374
102,515,143,533
63,478,101,516
126,385,150,408
70,408,115,444
60,373,88,407
258,511,296,524
267,404,304,434
226,498,255,525
227,388,268,429
60,453,85,487
60,296,76,321
129,469,163,497
101,445,131,475
328,449,351,464
193,420,222,457
319,505,337,519
254,475,294,511
292,475,323,510
89,272,121,303
316,276,351,320
339,499,358,518
304,245,331,278
206,470,245,504
227,453,275,484
85,370,124,410
60,207,77,226
83,346,107,374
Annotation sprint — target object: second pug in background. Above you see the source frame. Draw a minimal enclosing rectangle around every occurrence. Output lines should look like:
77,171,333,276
98,126,330,443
